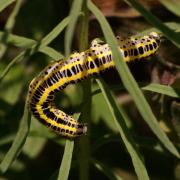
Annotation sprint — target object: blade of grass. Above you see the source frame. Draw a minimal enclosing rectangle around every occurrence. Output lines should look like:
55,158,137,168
91,158,122,180
0,21,179,49
64,0,83,55
0,51,26,83
124,0,180,48
41,16,69,46
57,2,84,178
57,114,80,180
39,46,64,60
57,140,74,180
0,16,69,83
0,46,63,84
0,98,31,173
135,22,180,37
92,134,168,156
0,16,69,48
63,1,91,179
0,31,36,48
87,0,179,157
92,83,180,99
0,33,63,60
0,0,23,59
97,78,150,180
159,0,180,17
78,2,91,180
5,0,22,32
0,0,15,12
142,84,180,98
0,134,15,146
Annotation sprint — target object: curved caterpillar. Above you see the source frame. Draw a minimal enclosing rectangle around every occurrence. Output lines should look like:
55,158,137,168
28,32,161,138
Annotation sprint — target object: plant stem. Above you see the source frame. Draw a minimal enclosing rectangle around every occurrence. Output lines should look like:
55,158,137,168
78,1,91,180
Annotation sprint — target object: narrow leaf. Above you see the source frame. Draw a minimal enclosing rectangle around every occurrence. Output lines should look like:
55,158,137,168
0,31,36,48
0,0,15,12
124,0,180,48
142,84,180,98
92,158,122,180
78,2,91,180
5,0,23,31
57,140,74,180
57,114,80,180
0,99,31,173
97,78,150,180
64,0,83,55
92,83,180,99
41,17,69,46
87,0,179,157
0,16,69,82
39,46,64,60
159,0,180,17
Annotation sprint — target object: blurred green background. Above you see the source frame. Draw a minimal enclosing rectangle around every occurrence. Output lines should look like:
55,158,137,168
0,0,180,179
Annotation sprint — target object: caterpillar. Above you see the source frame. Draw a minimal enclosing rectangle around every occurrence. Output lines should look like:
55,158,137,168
28,32,161,138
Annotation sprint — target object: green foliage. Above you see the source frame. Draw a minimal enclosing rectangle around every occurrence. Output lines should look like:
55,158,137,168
158,0,180,17
88,0,179,158
58,134,75,180
0,0,179,180
96,78,149,180
0,0,15,12
0,99,30,173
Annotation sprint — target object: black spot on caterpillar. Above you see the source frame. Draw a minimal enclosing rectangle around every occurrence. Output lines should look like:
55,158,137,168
28,32,161,138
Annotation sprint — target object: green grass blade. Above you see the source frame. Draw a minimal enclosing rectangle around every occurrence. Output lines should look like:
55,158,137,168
0,31,36,48
96,78,150,180
164,22,180,33
57,140,74,180
0,16,69,48
41,17,69,46
92,158,122,180
5,0,22,32
87,0,179,158
124,0,180,48
0,134,15,146
78,2,91,180
0,0,23,59
92,83,180,99
0,32,63,60
64,0,83,55
63,1,91,179
0,51,26,83
39,46,64,60
134,22,180,37
0,16,69,174
92,134,168,155
142,84,180,98
0,45,63,83
0,16,69,83
0,98,31,173
0,0,15,12
159,0,180,17
57,114,80,180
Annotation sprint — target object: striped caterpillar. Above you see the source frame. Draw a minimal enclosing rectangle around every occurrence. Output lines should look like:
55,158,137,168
28,32,161,138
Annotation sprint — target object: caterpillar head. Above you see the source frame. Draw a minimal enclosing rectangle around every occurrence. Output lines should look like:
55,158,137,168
149,32,160,40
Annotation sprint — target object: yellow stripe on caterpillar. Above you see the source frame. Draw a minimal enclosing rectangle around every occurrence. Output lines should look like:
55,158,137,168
28,32,161,138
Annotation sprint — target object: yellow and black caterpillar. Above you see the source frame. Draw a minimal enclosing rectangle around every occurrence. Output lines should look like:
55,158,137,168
28,32,161,138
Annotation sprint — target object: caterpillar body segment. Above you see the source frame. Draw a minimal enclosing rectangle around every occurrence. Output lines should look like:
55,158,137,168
28,32,161,138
